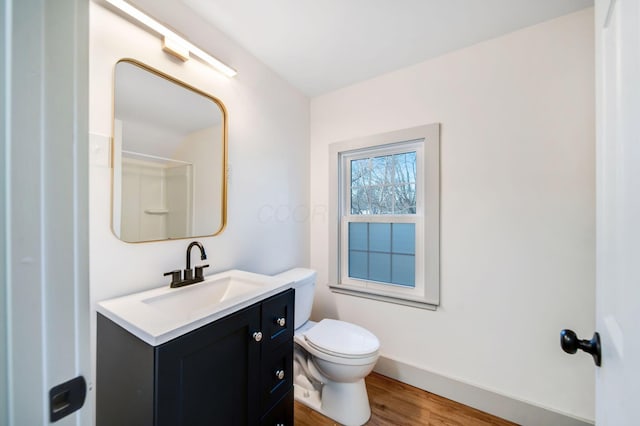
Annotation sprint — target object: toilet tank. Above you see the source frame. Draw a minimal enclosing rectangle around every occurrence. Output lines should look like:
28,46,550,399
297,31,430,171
273,268,316,329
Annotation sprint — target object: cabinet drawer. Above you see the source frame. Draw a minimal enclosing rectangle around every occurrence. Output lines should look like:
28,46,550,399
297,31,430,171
260,389,293,426
261,340,293,413
261,289,294,351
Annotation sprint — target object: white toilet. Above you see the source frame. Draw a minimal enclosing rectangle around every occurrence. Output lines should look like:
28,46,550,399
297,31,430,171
275,268,380,426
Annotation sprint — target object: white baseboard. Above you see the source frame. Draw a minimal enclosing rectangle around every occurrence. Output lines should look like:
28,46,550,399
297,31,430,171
373,356,593,426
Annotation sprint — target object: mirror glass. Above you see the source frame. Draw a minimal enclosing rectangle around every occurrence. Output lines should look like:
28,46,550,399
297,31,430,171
112,59,227,243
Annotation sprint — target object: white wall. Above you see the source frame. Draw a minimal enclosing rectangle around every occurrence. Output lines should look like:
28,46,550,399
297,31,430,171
89,0,309,413
174,125,223,235
310,8,595,421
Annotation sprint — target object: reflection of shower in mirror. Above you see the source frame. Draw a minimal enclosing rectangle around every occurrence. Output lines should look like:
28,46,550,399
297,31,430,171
111,59,228,242
114,148,194,242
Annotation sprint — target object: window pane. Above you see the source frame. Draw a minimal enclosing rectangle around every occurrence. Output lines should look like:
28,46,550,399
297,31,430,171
347,222,416,287
349,150,417,216
349,250,368,280
348,222,368,250
350,158,369,187
392,223,415,254
369,186,393,214
369,223,390,252
350,187,369,214
394,184,416,213
370,155,393,186
394,152,416,184
369,252,391,282
392,254,415,287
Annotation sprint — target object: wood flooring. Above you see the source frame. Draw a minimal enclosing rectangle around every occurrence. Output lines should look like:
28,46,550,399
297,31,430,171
294,372,517,426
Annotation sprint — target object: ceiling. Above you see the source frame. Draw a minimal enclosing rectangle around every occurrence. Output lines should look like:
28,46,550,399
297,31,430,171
182,0,593,97
115,61,223,158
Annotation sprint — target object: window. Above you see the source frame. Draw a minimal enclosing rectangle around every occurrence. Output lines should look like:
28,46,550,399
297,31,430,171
329,124,440,309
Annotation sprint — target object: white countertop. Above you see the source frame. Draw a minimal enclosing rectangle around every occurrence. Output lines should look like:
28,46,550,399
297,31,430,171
96,269,293,346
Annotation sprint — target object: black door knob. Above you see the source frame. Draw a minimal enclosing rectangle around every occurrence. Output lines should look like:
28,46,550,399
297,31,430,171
560,329,601,367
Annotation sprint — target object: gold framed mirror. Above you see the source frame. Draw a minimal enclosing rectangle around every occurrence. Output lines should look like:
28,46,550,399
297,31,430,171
111,59,227,243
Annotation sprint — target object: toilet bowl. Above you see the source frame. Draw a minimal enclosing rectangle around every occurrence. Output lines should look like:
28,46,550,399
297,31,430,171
274,268,380,426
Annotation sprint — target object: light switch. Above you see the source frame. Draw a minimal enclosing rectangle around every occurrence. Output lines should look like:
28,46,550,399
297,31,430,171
90,133,110,167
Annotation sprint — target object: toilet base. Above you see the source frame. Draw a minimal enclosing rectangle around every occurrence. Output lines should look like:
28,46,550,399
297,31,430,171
294,378,372,426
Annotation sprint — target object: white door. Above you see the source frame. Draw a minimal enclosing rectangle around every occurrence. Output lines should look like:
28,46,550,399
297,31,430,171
595,0,640,424
2,0,91,425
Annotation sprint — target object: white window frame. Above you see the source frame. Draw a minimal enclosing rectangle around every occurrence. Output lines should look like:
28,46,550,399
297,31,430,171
329,124,440,309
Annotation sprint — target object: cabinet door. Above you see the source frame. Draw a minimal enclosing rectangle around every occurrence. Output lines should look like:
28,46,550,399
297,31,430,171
155,305,261,426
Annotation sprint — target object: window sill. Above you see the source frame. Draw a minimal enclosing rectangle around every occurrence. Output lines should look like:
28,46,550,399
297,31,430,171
329,284,438,311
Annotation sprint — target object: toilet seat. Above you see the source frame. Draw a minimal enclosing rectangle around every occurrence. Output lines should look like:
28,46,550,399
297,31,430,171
300,319,380,359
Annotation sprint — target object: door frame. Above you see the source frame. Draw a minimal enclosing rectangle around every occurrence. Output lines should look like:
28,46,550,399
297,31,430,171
2,0,91,424
1,0,8,423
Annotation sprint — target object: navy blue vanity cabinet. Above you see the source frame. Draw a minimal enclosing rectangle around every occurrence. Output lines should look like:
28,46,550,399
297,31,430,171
155,305,261,425
97,288,294,426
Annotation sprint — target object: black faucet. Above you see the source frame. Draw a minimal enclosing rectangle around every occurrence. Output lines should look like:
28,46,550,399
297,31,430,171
185,241,207,280
164,241,210,288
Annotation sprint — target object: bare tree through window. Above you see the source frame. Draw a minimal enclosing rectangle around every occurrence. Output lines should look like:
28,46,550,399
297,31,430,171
350,151,416,215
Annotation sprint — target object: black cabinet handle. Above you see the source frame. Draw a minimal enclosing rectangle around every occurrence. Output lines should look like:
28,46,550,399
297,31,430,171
560,329,601,367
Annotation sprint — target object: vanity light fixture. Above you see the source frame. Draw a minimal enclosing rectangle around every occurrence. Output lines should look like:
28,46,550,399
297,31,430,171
104,0,237,77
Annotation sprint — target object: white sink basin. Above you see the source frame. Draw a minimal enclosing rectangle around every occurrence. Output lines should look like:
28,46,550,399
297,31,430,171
97,270,293,346
142,275,267,317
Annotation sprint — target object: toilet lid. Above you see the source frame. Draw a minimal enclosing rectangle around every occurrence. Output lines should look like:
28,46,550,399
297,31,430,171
303,319,379,357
